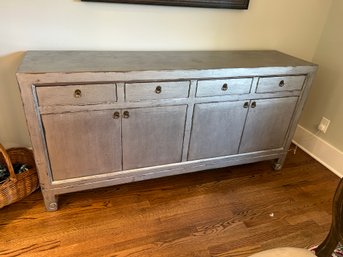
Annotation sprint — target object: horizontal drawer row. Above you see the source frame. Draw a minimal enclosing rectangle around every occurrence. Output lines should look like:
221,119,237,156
35,75,306,106
36,84,116,107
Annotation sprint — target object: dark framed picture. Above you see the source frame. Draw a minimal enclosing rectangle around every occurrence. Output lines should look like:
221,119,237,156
81,0,250,9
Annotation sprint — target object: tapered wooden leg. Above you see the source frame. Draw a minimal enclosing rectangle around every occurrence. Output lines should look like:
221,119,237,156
42,190,59,211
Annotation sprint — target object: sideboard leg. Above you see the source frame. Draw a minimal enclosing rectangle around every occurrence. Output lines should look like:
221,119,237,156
273,162,283,171
42,191,59,211
273,154,287,171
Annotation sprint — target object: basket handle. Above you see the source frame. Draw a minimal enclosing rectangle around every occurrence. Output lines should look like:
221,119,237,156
0,143,17,181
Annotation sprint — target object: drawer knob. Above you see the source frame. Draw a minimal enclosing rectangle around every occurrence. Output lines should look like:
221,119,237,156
113,111,120,119
251,101,257,108
221,83,228,91
279,80,285,87
74,89,82,98
155,86,162,94
243,102,249,108
123,111,130,119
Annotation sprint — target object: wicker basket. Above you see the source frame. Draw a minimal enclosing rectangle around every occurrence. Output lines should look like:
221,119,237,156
0,143,39,208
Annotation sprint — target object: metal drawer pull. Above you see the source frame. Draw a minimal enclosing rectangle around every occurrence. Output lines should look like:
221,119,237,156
279,80,285,87
74,89,82,98
221,83,228,91
251,101,256,108
155,86,162,94
243,102,249,108
123,111,130,119
113,111,120,119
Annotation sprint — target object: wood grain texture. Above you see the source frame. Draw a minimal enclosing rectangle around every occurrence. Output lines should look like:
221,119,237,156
256,76,306,94
42,109,122,180
239,97,298,153
188,101,248,160
315,177,343,257
16,51,318,211
196,78,252,97
17,51,316,74
0,148,339,257
125,81,190,101
122,105,187,170
35,84,116,106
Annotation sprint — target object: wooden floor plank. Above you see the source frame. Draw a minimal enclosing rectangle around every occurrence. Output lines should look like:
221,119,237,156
0,148,339,257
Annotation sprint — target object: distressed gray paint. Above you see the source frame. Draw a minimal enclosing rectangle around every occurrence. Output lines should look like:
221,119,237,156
16,51,317,211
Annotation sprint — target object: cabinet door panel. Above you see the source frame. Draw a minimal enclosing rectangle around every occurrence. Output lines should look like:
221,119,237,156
188,101,248,161
42,110,122,180
239,97,298,153
122,105,187,170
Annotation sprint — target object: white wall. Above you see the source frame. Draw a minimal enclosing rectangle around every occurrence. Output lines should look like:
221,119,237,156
0,0,333,147
299,0,343,151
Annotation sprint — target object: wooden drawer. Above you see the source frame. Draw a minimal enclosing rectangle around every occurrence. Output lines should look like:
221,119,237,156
196,78,252,97
256,75,306,93
36,84,116,106
125,81,190,101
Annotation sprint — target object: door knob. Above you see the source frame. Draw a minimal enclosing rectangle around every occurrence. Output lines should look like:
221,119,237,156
123,111,130,119
112,111,120,119
74,89,82,98
221,83,228,91
155,86,162,94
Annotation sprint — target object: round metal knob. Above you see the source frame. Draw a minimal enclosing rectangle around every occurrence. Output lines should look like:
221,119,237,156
251,101,257,108
243,102,249,108
113,111,120,119
221,83,228,91
279,80,285,87
74,89,82,98
123,111,130,119
155,86,162,94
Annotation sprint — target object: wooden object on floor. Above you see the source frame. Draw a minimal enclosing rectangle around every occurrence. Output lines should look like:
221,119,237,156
0,148,339,257
16,50,317,211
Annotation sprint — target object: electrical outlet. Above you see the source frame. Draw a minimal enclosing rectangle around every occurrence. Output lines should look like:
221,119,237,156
318,117,330,133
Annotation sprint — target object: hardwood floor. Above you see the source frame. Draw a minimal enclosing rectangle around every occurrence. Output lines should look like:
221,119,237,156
0,147,339,257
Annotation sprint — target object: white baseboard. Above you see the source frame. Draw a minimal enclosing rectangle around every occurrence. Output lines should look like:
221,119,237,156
292,125,343,178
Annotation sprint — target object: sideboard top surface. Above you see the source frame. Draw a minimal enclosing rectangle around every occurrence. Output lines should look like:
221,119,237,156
17,50,316,74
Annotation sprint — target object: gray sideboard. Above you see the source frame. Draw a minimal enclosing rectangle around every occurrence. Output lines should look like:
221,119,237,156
16,51,317,211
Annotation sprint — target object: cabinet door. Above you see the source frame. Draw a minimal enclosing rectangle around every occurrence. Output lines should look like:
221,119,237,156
122,105,187,170
42,110,122,180
188,101,249,161
239,97,298,153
